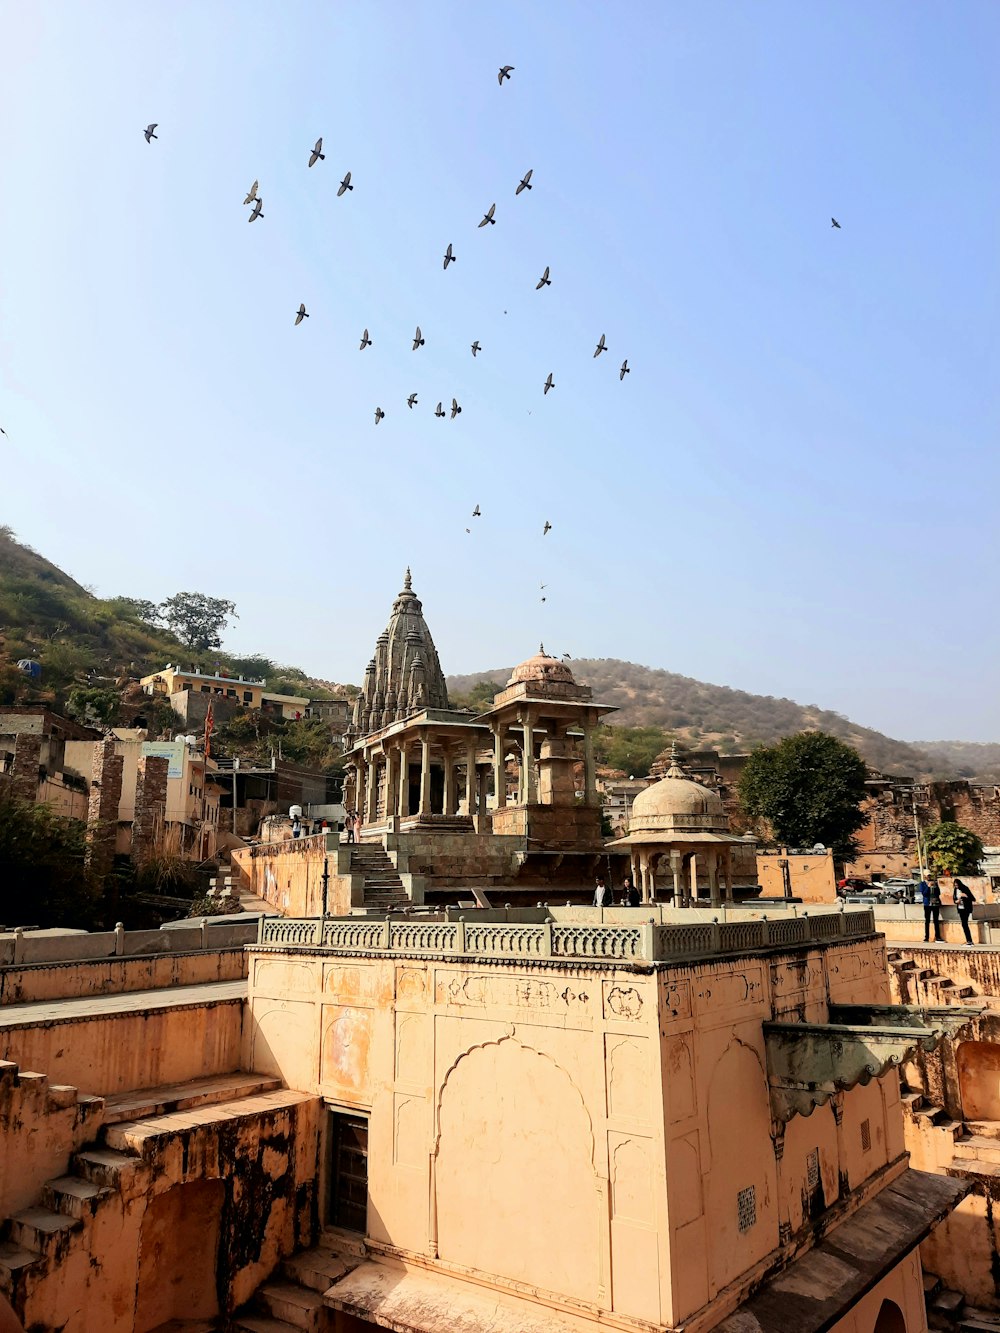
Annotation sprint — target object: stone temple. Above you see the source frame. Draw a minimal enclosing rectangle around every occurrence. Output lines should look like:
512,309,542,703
351,569,449,735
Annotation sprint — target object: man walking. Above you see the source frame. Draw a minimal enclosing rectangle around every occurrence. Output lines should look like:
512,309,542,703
594,875,612,907
953,879,976,945
919,874,943,943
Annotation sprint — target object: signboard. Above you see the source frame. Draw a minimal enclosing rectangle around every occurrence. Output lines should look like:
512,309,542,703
141,740,185,780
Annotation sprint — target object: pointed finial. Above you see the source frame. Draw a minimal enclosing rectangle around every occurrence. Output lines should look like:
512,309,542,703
539,642,546,655
404,567,412,591
666,740,686,779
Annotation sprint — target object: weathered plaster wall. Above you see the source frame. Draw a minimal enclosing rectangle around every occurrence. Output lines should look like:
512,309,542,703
888,943,1000,1007
0,948,248,1005
0,998,243,1094
245,932,893,1330
826,1251,926,1333
756,851,837,903
232,834,351,916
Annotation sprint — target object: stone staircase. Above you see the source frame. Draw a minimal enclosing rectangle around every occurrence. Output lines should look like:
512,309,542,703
232,1236,362,1331
0,1071,299,1331
924,1269,1000,1331
351,844,409,912
888,950,978,1004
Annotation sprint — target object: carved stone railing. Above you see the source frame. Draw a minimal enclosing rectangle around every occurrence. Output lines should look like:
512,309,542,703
257,907,875,961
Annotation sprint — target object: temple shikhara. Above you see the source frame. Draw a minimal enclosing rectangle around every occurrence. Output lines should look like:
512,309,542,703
1,572,997,1333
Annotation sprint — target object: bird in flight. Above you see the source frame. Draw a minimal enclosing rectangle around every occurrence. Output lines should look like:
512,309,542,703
412,326,425,350
471,341,480,357
472,505,481,517
309,138,325,168
516,169,533,195
0,426,9,439
450,398,462,418
338,171,353,196
831,217,841,228
407,394,418,409
374,407,385,424
243,180,259,205
620,359,630,381
594,334,607,358
543,373,554,395
144,124,158,143
543,521,552,535
536,266,551,290
498,66,514,84
295,303,309,325
248,198,263,222
479,203,496,228
360,328,372,350
443,243,456,270
434,402,446,418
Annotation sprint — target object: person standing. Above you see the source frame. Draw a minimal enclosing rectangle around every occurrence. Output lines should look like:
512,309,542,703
953,879,976,945
919,874,943,943
621,874,641,907
594,875,612,907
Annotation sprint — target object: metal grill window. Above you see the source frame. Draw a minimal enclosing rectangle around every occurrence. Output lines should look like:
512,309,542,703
328,1112,369,1233
806,1148,820,1192
860,1118,872,1153
737,1185,757,1233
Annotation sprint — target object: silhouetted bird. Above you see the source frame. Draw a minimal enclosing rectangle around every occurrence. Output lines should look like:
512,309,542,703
374,407,385,424
360,329,371,350
543,373,554,395
450,398,462,418
443,243,456,270
144,124,158,143
620,359,630,381
543,521,552,535
594,334,607,357
0,426,8,438
536,266,551,290
248,198,263,222
434,402,445,418
498,66,514,84
478,203,496,228
831,217,841,228
471,341,480,357
338,171,353,196
243,180,259,205
412,326,425,350
309,138,325,168
562,652,571,660
295,303,308,325
472,505,481,517
407,394,418,409
516,169,533,195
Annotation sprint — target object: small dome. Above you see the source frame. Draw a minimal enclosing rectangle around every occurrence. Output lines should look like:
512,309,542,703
507,645,576,687
631,771,724,820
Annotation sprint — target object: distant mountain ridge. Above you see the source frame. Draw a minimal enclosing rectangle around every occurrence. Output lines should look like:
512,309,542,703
447,659,968,780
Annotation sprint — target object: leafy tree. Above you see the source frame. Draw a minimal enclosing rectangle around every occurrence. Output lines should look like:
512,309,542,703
111,597,162,624
0,792,102,928
66,685,120,726
922,821,984,876
227,655,275,681
594,726,672,778
159,592,237,651
451,678,504,711
738,731,868,852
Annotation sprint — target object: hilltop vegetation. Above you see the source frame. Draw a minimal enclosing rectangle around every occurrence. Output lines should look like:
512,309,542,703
447,659,937,778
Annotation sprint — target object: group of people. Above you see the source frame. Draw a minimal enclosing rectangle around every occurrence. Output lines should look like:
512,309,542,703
593,874,641,908
919,873,977,944
343,810,360,843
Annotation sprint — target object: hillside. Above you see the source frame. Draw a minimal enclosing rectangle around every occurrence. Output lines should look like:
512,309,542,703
917,741,1000,783
448,659,936,778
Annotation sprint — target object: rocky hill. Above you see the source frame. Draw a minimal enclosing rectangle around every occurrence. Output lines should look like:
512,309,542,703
448,659,938,778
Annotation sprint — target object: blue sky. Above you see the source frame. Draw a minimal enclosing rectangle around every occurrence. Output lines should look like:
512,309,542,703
1,2,997,741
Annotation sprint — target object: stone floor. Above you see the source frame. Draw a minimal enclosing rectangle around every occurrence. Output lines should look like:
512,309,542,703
0,979,247,1029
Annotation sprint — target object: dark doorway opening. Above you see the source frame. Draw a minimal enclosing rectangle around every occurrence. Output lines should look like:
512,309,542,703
328,1111,369,1233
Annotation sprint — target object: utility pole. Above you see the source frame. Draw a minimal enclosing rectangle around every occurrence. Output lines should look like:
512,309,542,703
321,856,330,920
913,790,926,880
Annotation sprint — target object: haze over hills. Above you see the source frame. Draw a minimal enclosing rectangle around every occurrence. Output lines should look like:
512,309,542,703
1,526,993,780
448,660,985,781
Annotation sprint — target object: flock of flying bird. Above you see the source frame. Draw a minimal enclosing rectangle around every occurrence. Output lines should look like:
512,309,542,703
135,77,843,590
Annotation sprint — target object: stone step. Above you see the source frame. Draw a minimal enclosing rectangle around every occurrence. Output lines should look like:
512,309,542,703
41,1175,113,1219
933,1288,966,1317
924,1270,943,1299
966,1121,1000,1143
257,1280,326,1330
0,1239,42,1292
102,1088,315,1157
102,1072,283,1126
948,1157,1000,1183
5,1206,82,1256
232,1316,301,1333
902,1090,925,1112
72,1145,146,1189
282,1245,352,1294
955,1135,1000,1164
960,1311,1000,1332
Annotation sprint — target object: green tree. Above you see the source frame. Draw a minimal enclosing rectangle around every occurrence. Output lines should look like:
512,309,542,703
66,685,120,726
594,726,672,778
111,597,163,624
922,821,984,875
738,731,868,851
159,592,237,651
0,792,101,928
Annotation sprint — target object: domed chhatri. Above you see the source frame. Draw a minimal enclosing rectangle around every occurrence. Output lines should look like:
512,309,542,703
506,645,577,688
629,747,727,832
493,644,593,708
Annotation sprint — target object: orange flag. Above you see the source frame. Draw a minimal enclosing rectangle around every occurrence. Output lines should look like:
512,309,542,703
204,701,214,757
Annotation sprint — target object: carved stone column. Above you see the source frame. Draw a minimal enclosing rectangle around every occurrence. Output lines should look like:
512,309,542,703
709,854,721,908
366,757,379,824
583,722,597,806
442,741,455,815
384,747,398,821
465,741,477,816
689,852,699,904
520,710,536,804
419,733,432,816
670,850,683,906
355,759,367,826
397,741,409,817
492,727,506,811
477,764,489,832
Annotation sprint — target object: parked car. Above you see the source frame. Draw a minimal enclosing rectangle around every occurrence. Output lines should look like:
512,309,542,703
873,878,917,902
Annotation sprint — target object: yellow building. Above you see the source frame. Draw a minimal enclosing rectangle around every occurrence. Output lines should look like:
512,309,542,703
140,663,309,721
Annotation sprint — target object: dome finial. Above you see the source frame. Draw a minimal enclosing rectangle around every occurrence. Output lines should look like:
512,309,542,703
539,642,546,655
666,740,686,779
403,567,412,592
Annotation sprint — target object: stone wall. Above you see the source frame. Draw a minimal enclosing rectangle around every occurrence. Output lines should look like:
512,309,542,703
860,781,1000,854
0,947,249,1006
131,753,168,863
8,733,41,803
85,737,124,880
